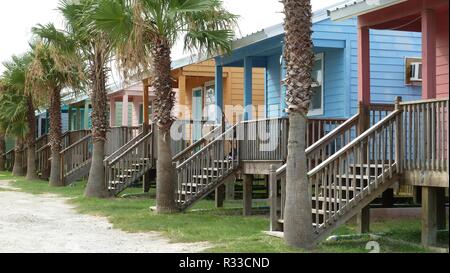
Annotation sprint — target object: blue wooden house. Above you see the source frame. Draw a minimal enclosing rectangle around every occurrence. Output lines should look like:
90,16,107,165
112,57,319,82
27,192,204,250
214,7,423,120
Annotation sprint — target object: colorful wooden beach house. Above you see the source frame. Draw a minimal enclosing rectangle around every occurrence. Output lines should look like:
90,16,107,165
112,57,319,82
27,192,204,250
327,0,448,247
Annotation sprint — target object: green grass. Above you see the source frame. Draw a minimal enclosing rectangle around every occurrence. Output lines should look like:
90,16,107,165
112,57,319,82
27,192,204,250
0,171,446,253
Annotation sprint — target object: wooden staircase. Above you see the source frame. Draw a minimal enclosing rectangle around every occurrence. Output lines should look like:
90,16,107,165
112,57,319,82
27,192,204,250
104,130,155,195
176,124,240,211
269,105,403,244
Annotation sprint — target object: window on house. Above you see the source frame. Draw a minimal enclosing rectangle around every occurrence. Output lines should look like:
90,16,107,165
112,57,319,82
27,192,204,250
405,57,422,85
309,53,324,116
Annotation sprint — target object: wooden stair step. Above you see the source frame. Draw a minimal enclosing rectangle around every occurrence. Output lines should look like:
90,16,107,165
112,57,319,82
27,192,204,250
349,164,387,169
192,175,217,180
312,196,347,203
321,185,362,191
335,174,374,180
178,190,197,195
109,181,125,185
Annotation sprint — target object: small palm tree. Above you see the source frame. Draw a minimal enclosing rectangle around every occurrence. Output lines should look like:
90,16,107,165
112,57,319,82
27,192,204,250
28,24,85,186
282,0,314,248
96,0,237,213
57,0,126,198
0,85,29,176
0,54,41,179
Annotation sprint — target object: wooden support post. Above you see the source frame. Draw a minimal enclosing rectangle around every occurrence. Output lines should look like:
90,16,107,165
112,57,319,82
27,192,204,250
84,100,90,129
225,181,235,201
269,165,282,231
382,188,395,207
421,9,437,99
143,169,156,193
436,187,447,230
243,57,253,121
243,174,253,216
76,107,81,130
215,184,226,208
414,186,422,205
356,101,370,231
422,186,437,247
142,79,150,133
122,94,129,127
356,206,370,234
110,99,116,127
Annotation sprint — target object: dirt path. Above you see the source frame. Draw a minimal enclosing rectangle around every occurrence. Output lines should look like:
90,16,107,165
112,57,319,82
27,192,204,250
0,180,209,253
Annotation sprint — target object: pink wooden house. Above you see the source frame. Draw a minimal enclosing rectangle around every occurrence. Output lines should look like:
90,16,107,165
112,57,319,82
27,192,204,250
329,0,448,247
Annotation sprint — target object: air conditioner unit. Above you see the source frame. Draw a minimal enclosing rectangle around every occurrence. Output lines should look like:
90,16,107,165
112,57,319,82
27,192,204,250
410,62,422,82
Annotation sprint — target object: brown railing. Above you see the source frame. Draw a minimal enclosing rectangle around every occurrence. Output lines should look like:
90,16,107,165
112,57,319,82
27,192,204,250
105,126,141,156
105,130,154,195
60,134,93,184
176,123,240,211
239,117,289,161
307,109,402,236
172,125,223,164
401,98,448,172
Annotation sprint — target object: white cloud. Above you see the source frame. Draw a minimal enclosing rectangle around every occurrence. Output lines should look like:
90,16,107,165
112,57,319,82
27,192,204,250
0,0,343,73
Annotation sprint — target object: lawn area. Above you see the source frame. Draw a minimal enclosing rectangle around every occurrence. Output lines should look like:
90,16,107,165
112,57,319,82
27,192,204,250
0,171,446,253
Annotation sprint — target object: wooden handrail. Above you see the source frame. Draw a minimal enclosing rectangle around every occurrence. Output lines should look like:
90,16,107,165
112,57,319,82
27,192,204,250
305,113,360,155
176,123,238,170
107,131,153,166
35,144,50,153
308,109,402,177
104,131,145,163
60,134,92,154
172,125,222,162
400,97,449,105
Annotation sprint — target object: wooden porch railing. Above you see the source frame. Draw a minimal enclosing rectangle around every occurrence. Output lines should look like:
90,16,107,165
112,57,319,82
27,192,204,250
60,134,93,184
238,116,347,162
172,125,223,165
105,126,141,156
176,123,240,211
269,102,396,231
401,98,448,172
105,130,155,195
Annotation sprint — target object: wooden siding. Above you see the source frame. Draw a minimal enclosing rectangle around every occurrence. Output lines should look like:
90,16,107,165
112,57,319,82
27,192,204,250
265,17,423,119
177,59,265,123
436,10,449,98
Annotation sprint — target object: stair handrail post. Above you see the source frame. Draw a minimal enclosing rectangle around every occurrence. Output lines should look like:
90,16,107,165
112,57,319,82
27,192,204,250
394,96,403,173
60,151,64,185
358,101,369,165
269,164,281,231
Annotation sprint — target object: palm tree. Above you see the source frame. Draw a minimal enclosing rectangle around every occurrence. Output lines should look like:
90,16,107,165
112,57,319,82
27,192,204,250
96,0,237,212
0,85,29,177
57,0,126,198
28,25,85,186
0,132,5,171
282,0,314,248
1,54,42,180
0,81,6,172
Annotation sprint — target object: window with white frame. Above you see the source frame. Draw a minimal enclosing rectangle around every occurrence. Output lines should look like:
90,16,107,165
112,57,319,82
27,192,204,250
309,53,324,116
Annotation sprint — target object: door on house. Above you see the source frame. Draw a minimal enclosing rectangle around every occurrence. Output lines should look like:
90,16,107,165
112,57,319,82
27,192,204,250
192,87,203,142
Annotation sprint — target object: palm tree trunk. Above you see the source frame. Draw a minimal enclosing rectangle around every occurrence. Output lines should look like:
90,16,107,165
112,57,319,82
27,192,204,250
12,137,25,176
49,88,63,187
85,50,110,198
26,96,39,180
152,39,177,213
282,0,314,248
0,133,5,171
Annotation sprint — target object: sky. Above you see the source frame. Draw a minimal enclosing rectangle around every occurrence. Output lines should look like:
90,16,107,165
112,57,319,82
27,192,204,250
0,0,343,74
